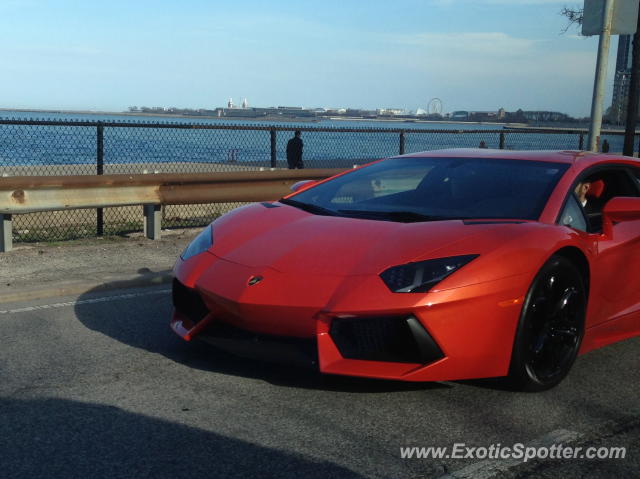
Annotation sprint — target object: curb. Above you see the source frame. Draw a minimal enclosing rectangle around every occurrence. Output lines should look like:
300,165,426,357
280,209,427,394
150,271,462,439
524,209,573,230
0,272,174,304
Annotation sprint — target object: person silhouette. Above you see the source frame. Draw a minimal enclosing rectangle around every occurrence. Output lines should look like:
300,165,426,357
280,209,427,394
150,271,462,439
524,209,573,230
286,131,304,169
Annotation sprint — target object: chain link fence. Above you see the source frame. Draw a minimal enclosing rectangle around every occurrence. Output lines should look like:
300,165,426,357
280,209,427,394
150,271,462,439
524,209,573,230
1,119,637,244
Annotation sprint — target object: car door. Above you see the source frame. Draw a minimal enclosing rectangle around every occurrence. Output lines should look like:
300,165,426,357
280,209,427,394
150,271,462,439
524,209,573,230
587,166,640,328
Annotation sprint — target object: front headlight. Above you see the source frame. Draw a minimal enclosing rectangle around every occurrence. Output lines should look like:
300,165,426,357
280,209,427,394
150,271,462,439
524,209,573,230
380,255,478,293
180,225,213,260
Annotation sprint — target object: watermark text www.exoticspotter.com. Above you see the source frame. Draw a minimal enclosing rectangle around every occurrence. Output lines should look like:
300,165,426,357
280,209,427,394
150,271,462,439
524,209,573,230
400,444,626,462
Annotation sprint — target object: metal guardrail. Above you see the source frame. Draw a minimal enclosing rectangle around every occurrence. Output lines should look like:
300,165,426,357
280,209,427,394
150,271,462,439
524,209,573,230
0,169,345,252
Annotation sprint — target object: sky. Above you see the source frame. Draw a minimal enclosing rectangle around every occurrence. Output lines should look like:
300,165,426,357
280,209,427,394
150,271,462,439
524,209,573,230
0,0,620,117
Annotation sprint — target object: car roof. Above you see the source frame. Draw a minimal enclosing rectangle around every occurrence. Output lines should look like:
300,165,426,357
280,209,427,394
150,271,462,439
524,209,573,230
397,148,640,169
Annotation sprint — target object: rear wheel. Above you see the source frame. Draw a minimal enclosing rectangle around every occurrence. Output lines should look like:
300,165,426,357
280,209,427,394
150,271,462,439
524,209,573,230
508,255,586,392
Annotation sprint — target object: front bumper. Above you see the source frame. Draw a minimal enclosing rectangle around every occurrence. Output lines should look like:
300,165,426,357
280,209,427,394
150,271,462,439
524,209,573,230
171,252,529,382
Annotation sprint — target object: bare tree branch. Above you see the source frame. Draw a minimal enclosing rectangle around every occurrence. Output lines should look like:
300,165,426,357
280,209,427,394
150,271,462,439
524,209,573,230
560,6,584,34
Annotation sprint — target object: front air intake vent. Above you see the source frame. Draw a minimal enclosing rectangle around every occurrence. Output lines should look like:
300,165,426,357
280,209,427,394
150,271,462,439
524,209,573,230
329,315,443,364
172,279,209,324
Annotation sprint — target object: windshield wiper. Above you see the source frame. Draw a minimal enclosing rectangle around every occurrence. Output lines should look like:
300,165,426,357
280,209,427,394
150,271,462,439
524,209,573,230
278,200,450,222
279,198,338,216
336,209,453,223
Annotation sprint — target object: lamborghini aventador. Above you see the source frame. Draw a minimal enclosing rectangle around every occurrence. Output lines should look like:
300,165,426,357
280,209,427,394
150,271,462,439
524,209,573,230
170,149,640,391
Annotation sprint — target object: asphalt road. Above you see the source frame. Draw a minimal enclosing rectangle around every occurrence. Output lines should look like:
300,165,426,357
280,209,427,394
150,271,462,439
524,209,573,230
0,284,637,479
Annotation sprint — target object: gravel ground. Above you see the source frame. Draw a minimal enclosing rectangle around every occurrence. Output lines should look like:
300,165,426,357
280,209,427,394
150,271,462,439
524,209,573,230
0,228,202,302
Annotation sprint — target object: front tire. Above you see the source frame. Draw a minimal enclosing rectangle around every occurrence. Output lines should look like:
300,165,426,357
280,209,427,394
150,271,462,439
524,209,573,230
508,255,586,392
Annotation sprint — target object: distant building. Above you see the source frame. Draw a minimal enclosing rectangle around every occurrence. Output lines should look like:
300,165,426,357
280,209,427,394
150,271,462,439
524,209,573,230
345,108,376,117
324,108,347,115
376,108,405,116
610,35,633,124
522,111,570,123
469,111,498,121
448,109,569,124
451,111,469,120
217,105,317,118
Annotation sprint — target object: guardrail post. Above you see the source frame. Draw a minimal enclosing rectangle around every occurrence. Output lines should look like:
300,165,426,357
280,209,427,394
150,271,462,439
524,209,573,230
499,132,505,150
399,131,405,155
143,205,162,240
270,129,277,168
578,133,584,150
97,122,104,236
0,214,12,252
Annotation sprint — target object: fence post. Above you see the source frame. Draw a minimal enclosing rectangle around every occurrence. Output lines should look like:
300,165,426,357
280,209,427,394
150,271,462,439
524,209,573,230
399,131,405,155
579,133,584,150
270,129,277,168
499,132,505,150
0,213,12,252
143,205,162,240
96,122,104,236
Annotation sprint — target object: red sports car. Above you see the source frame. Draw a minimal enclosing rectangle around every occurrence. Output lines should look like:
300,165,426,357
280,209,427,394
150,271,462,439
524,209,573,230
171,149,640,391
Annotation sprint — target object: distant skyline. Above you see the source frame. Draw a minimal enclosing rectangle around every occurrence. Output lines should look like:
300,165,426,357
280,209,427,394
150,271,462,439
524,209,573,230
0,0,619,117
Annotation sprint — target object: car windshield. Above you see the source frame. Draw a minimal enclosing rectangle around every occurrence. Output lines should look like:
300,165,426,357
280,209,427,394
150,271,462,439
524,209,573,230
283,157,569,222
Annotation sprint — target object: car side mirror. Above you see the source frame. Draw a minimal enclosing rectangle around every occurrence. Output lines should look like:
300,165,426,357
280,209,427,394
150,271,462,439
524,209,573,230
290,180,316,193
602,196,640,236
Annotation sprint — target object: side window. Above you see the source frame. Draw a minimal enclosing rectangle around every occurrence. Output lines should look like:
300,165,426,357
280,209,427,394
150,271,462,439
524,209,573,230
633,168,640,190
560,194,588,232
568,167,640,233
595,169,639,201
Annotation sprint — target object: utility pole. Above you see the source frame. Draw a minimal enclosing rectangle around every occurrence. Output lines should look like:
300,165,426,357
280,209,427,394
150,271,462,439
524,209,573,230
623,7,640,156
571,0,640,151
588,0,616,151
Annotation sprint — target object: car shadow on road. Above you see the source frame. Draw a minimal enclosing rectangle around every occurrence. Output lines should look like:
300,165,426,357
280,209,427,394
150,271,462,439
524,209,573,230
0,396,364,478
74,279,449,394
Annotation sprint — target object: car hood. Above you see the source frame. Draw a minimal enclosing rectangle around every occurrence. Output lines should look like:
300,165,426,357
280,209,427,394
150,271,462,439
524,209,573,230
209,202,537,276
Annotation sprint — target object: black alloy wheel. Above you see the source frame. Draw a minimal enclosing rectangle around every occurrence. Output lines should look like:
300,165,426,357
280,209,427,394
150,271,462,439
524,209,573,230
508,255,587,392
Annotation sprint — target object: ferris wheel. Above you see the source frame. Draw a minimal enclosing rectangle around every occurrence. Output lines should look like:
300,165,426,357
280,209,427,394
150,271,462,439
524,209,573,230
428,98,443,115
